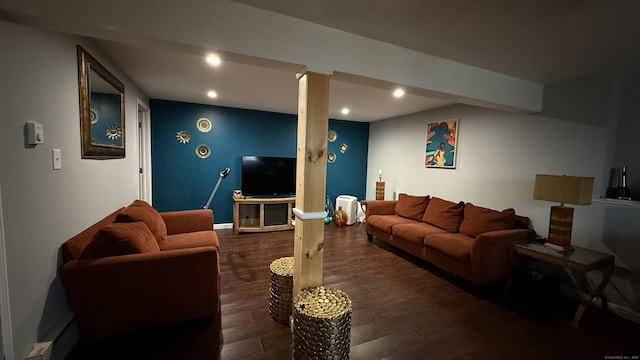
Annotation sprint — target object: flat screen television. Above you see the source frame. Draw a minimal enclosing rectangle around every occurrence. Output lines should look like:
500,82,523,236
241,156,296,197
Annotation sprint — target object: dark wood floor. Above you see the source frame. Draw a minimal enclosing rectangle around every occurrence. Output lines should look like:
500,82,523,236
68,224,640,359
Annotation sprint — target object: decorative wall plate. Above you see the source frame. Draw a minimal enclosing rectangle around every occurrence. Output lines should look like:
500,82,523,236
90,108,99,124
327,152,336,163
105,126,122,140
339,143,348,154
196,117,212,132
328,130,337,142
195,144,211,159
176,130,191,144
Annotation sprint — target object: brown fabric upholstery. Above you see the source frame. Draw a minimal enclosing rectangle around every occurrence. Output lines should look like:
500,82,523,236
161,231,220,251
61,247,219,339
364,195,535,285
60,203,220,339
61,208,124,263
391,222,447,247
515,215,530,229
422,197,464,232
161,209,214,235
116,202,168,243
459,203,516,238
423,233,474,264
363,200,397,216
82,222,159,259
395,193,430,221
366,214,415,233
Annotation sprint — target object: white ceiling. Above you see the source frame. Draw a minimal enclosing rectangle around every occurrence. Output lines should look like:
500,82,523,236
95,39,455,121
3,0,640,121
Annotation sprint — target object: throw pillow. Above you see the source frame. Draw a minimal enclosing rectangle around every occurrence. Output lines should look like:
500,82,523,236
459,203,517,238
395,193,430,221
82,221,160,259
115,201,168,243
422,197,465,233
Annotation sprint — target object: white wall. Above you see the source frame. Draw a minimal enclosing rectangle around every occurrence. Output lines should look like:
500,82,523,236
0,20,147,359
367,104,605,221
367,103,640,320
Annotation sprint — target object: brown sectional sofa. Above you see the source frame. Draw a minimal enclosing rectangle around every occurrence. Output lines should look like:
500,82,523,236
364,194,534,285
60,200,220,339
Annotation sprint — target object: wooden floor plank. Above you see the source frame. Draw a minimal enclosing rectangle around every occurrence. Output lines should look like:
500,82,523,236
67,224,640,359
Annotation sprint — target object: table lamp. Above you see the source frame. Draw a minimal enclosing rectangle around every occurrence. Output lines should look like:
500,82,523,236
533,174,594,254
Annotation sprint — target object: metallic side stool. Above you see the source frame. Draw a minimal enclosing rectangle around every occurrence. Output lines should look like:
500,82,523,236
269,256,294,324
292,286,352,360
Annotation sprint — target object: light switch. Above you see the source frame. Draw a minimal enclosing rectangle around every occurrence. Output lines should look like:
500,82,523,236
27,122,44,145
52,149,62,170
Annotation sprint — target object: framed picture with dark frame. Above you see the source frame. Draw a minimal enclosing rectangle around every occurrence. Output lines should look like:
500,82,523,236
425,118,458,169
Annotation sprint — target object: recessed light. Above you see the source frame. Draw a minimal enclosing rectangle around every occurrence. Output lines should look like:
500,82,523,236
207,90,218,98
341,108,350,115
206,54,221,67
393,88,405,98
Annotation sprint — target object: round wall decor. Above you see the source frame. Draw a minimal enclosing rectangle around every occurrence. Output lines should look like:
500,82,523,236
339,143,348,154
90,108,99,124
176,130,191,144
328,130,337,142
105,126,122,140
196,117,212,132
195,144,211,159
327,152,336,163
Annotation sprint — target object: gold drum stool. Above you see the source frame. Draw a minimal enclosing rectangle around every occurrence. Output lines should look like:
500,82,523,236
292,286,352,360
269,256,294,324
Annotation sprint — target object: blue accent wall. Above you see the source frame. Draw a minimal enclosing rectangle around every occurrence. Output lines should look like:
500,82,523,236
90,92,123,147
150,99,369,223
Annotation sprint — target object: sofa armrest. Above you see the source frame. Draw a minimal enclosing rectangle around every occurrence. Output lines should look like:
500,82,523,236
469,228,535,284
161,209,214,235
60,247,219,338
363,200,397,217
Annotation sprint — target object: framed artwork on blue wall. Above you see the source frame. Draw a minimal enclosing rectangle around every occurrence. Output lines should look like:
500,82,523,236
425,119,458,169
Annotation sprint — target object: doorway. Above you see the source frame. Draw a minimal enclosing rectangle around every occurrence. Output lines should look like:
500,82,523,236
137,100,152,203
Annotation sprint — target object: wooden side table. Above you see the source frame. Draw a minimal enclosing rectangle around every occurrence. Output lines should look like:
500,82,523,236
508,241,615,327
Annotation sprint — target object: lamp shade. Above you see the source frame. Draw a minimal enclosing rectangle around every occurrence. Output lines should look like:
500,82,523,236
533,174,594,205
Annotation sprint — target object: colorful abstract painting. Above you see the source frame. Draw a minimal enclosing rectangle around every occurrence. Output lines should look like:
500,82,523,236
425,119,458,169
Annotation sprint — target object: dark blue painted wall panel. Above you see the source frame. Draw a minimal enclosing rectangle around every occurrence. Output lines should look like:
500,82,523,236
150,99,369,224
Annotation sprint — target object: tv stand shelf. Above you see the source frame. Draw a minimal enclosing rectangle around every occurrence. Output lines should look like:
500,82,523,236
233,196,295,235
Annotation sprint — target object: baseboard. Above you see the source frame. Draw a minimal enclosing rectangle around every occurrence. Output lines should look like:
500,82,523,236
559,284,640,324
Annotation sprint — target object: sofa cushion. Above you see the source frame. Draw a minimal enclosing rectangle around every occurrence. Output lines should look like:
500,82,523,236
459,203,516,238
422,197,465,233
160,231,220,251
423,233,474,264
81,221,160,259
116,200,168,243
392,222,448,247
366,215,416,234
395,193,430,221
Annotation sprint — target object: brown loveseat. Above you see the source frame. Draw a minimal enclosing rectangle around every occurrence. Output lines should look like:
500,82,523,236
364,194,534,285
60,200,220,339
